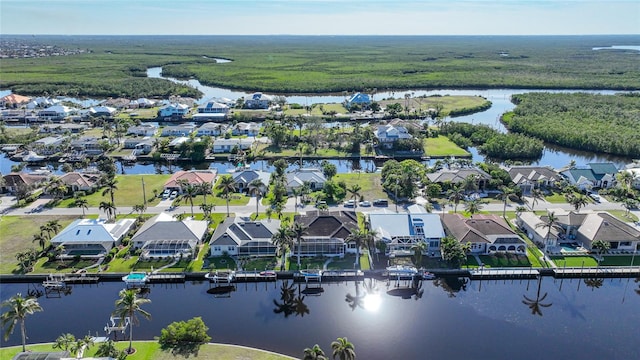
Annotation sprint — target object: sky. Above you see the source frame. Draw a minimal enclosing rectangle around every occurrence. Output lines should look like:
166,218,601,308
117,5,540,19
1,0,639,36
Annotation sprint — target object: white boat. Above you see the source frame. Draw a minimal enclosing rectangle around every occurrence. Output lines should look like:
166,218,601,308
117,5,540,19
422,271,436,280
42,274,66,289
23,151,46,162
205,270,236,283
386,265,418,277
299,269,323,280
122,271,148,286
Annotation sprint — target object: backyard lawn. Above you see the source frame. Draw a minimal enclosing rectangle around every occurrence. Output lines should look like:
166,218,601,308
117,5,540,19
424,135,471,157
550,256,598,267
332,172,387,203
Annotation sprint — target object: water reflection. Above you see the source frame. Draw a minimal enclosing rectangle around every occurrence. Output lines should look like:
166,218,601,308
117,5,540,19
583,278,604,291
345,279,378,311
272,280,298,318
522,277,552,317
386,277,424,300
433,276,469,298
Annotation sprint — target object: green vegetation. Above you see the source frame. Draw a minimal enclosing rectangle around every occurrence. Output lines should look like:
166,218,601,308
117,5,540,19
478,253,532,267
2,35,638,98
550,256,598,267
424,135,470,157
504,93,640,157
332,173,387,202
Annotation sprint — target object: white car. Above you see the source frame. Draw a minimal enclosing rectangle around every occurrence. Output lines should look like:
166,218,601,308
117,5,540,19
343,199,356,207
359,200,372,207
162,189,171,199
170,191,178,200
589,193,601,202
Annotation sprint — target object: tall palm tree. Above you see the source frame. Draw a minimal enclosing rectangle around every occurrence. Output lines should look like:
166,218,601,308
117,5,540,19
113,288,151,354
569,193,589,212
347,184,362,208
411,241,428,267
272,224,294,271
464,198,484,217
198,182,212,206
32,233,48,252
290,222,309,269
53,333,76,352
74,197,89,218
592,240,610,267
303,344,327,360
101,177,119,207
331,337,356,360
346,229,367,268
536,211,560,252
291,187,302,214
497,185,517,218
178,180,198,217
99,201,116,221
1,293,43,352
132,203,147,217
44,220,61,239
248,178,266,218
530,188,544,211
447,184,464,213
216,175,236,217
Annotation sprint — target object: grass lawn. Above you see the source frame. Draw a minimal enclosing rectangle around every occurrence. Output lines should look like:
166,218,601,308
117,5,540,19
478,253,532,267
256,144,352,158
57,174,170,208
606,210,639,223
0,342,294,360
241,256,279,271
550,256,598,267
207,255,237,271
332,173,387,202
600,255,640,266
544,191,567,203
0,215,78,274
288,256,326,271
424,135,471,157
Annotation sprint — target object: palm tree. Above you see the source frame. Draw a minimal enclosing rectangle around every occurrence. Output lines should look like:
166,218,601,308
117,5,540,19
272,224,294,271
248,178,266,218
569,193,589,212
347,184,362,208
216,175,236,217
99,201,116,221
447,184,464,213
95,339,121,358
32,233,48,252
101,177,119,207
70,335,94,358
411,241,428,267
303,344,327,360
290,222,308,269
113,288,151,354
497,185,517,218
53,333,76,352
536,211,561,253
132,203,147,218
464,198,484,217
198,182,213,206
522,277,552,316
331,337,356,360
592,240,610,267
178,181,198,217
74,197,89,218
346,229,367,268
530,188,544,211
44,220,61,239
1,293,43,352
291,187,302,214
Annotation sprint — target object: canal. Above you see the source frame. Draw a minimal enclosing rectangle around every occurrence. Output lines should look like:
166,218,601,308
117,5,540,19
1,277,639,359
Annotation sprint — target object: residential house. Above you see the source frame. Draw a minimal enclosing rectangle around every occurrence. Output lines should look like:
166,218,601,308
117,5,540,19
508,165,562,194
209,218,281,256
561,163,618,190
50,218,136,259
101,97,131,109
123,137,154,154
231,170,270,192
131,213,209,259
286,168,327,193
161,124,196,137
0,94,31,108
158,103,190,118
345,92,371,109
37,105,74,122
368,205,444,257
197,122,228,137
130,98,156,108
168,136,190,149
39,123,87,134
70,137,104,156
212,138,255,153
426,168,492,190
293,210,360,257
440,213,527,254
576,212,640,253
193,99,230,122
232,122,261,136
375,124,412,149
26,97,60,109
163,170,217,194
1,172,48,194
621,163,640,190
244,92,272,109
127,123,158,137
88,106,117,117
57,172,100,192
31,136,67,155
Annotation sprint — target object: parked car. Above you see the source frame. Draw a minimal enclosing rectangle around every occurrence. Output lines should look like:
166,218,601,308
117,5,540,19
589,193,601,202
162,189,171,199
343,199,356,207
359,200,372,207
373,199,389,207
170,191,178,200
315,200,327,208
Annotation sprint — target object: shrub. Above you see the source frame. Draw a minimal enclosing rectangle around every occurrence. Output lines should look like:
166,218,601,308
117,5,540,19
158,317,211,356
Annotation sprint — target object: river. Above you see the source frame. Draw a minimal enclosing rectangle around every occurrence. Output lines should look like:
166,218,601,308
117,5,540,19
1,277,639,359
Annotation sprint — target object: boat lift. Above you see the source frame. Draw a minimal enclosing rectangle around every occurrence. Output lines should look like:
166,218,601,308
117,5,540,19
104,316,130,335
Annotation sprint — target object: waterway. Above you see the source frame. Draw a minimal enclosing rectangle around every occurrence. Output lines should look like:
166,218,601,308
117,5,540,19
1,277,639,359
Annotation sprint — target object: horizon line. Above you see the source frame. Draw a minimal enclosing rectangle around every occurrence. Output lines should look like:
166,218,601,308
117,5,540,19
3,33,640,37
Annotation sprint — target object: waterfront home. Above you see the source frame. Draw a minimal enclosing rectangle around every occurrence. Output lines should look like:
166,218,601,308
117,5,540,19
101,97,131,109
345,92,371,109
194,99,230,122
232,122,261,136
231,169,271,192
244,92,272,109
0,172,48,194
507,165,562,194
212,138,255,153
426,168,492,190
57,172,100,192
163,170,217,194
197,122,228,137
368,204,444,257
50,218,136,259
39,123,87,134
375,124,412,149
168,136,190,149
127,123,158,137
31,135,67,155
0,93,31,108
158,103,190,118
621,163,640,190
123,137,154,155
161,123,196,137
131,212,208,259
441,213,527,254
37,105,75,122
561,163,618,190
70,136,104,156
130,97,156,108
209,217,281,257
515,211,560,248
293,210,360,257
286,168,327,194
26,97,60,109
88,105,117,117
576,213,640,253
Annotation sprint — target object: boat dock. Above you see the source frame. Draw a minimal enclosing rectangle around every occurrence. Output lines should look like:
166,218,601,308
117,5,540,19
469,268,540,280
147,273,185,283
63,274,100,284
552,266,640,278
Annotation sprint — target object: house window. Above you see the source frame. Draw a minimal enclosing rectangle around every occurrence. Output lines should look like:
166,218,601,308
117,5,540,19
429,241,439,248
213,246,221,252
228,246,236,252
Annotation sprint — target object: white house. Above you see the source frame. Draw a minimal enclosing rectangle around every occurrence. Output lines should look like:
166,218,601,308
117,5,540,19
158,103,190,118
37,105,74,122
561,163,618,190
161,124,196,137
50,218,136,259
31,136,67,155
375,124,412,149
232,122,261,136
127,123,158,137
194,99,229,122
88,106,117,117
197,122,228,137
212,138,254,153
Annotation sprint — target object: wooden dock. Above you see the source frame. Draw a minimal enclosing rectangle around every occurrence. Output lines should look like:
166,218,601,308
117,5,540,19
553,266,640,278
469,268,540,280
63,274,99,284
147,273,185,283
235,271,277,282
